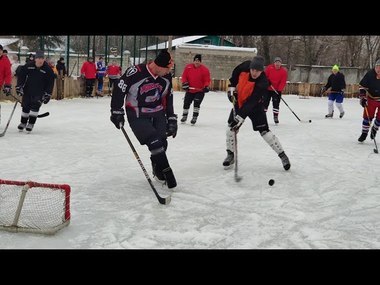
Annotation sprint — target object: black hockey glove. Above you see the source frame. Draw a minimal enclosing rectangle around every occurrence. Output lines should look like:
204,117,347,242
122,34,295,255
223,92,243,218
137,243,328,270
203,86,210,93
42,92,51,104
166,114,178,138
110,109,125,129
182,82,189,91
16,86,24,96
2,84,12,96
227,87,237,103
360,96,367,108
321,86,326,93
229,115,245,131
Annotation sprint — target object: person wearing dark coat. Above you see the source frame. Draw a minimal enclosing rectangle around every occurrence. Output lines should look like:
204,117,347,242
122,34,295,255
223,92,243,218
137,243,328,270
222,56,291,171
16,50,55,132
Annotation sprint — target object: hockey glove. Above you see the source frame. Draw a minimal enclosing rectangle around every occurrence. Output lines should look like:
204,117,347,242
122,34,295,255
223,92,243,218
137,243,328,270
229,115,245,131
203,86,210,93
227,87,237,103
360,96,367,108
182,82,189,91
3,84,12,96
110,109,125,129
166,114,178,138
15,86,24,96
42,92,51,104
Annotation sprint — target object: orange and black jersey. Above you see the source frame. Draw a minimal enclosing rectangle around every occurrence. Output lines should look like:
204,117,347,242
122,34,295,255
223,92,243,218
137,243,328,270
229,60,269,118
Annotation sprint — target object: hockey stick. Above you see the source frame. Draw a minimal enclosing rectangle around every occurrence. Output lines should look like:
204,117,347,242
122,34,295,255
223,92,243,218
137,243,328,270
120,124,171,205
270,86,312,123
8,93,50,118
231,97,242,182
364,106,379,154
0,101,18,137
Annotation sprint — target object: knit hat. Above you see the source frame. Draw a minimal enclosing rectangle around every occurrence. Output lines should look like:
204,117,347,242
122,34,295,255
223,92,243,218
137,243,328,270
274,57,282,63
332,64,339,71
375,59,380,66
193,54,202,62
154,49,172,68
35,50,45,59
0,44,3,50
250,56,265,71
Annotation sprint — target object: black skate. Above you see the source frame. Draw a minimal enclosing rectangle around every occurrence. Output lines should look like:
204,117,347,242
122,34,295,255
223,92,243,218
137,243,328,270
325,112,333,118
358,132,367,142
190,117,197,125
25,123,34,132
279,151,291,170
339,111,345,118
274,115,279,124
180,115,187,123
18,123,26,131
151,158,165,183
223,150,234,168
370,127,377,139
163,167,177,189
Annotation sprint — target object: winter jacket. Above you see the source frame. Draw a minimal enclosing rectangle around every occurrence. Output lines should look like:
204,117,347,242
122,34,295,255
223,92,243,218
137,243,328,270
264,64,287,92
181,63,211,93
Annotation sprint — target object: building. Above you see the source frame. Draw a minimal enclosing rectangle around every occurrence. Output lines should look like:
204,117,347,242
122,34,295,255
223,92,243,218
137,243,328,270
143,36,257,80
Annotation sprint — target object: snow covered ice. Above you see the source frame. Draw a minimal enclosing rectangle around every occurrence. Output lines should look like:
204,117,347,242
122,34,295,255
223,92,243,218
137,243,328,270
0,92,379,249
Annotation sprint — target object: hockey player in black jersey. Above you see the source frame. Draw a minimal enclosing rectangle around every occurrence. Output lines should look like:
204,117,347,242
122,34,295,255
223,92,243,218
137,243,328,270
110,49,178,188
15,50,55,132
223,56,291,171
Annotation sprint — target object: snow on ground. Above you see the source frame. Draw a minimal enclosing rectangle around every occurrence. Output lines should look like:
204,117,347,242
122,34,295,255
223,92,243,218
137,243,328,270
0,92,379,249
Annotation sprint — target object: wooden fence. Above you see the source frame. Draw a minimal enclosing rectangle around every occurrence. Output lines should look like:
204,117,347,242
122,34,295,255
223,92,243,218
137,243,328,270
1,77,361,102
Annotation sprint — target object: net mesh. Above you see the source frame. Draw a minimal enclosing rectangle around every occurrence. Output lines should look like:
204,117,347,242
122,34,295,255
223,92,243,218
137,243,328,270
0,180,70,234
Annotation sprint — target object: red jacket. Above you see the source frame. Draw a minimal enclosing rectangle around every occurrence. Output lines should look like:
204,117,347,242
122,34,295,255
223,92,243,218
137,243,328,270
0,55,12,86
106,64,122,78
80,61,97,79
181,63,211,93
264,64,287,92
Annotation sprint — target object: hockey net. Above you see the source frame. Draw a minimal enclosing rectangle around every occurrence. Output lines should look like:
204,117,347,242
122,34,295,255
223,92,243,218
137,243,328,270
0,179,71,235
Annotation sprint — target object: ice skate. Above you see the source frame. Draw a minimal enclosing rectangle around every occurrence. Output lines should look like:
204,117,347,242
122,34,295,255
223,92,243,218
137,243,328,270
358,132,367,142
279,151,291,170
25,123,34,133
223,150,235,169
18,123,26,132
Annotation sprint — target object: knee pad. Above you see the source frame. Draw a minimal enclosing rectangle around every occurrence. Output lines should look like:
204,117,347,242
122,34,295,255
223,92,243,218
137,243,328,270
147,136,165,155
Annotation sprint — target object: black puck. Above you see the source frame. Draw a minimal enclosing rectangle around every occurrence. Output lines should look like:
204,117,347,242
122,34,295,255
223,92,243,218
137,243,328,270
268,179,275,186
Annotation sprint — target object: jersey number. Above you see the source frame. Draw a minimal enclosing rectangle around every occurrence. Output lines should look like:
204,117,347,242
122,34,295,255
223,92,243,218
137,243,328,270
118,80,127,92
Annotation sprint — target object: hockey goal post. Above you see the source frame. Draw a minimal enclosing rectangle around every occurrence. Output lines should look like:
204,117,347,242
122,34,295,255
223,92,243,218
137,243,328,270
0,179,71,235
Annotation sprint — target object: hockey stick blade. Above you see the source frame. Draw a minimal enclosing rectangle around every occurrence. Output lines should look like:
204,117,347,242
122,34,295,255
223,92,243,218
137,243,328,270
37,112,50,118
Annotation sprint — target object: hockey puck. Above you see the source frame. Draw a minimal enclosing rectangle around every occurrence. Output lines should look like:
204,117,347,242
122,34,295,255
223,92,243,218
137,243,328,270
268,179,275,186
309,120,312,123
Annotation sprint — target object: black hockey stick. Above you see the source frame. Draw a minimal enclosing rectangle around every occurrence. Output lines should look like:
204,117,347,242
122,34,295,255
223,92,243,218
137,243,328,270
0,101,18,137
120,124,171,205
365,106,379,154
271,86,312,123
231,97,242,182
9,93,50,118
